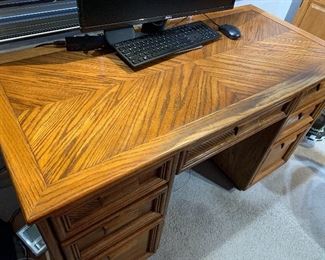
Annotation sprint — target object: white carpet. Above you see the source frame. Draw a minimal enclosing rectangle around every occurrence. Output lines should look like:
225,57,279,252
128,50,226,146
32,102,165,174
151,140,325,260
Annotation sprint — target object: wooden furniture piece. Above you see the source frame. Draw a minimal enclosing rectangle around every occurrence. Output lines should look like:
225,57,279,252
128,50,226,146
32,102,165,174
0,5,324,259
293,0,325,40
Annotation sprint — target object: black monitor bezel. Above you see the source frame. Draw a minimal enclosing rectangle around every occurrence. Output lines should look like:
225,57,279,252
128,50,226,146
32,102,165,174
77,0,235,32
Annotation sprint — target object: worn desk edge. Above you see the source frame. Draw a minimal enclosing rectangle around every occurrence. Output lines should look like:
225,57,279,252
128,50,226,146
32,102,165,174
0,5,325,223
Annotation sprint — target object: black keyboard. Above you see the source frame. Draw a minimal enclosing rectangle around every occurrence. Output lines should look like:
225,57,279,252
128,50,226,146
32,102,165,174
113,21,220,68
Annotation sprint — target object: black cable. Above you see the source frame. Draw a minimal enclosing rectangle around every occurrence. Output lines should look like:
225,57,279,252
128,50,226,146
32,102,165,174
203,13,220,29
34,40,66,48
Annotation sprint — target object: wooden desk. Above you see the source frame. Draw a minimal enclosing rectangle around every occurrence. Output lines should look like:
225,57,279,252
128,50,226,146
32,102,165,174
1,5,325,259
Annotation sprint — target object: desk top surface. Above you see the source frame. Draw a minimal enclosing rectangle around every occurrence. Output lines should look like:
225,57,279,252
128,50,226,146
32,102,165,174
1,5,324,222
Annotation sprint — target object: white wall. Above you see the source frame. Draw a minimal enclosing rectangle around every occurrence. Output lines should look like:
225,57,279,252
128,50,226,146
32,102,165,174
235,0,293,20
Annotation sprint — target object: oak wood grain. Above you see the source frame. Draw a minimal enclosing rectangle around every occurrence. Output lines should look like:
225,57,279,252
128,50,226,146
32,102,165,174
213,79,325,190
0,86,45,220
50,161,172,241
1,5,325,223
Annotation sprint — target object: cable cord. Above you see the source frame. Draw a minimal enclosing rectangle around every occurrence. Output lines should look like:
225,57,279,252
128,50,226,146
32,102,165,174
34,40,66,48
203,13,220,29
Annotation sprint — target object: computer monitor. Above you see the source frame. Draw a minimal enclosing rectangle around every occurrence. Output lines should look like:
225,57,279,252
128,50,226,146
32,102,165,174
77,0,235,33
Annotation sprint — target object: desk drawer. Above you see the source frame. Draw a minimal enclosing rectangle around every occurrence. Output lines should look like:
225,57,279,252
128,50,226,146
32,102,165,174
52,160,174,241
254,124,310,183
182,103,288,170
62,187,166,259
78,214,163,260
277,101,323,142
95,222,162,260
260,134,298,173
297,82,325,110
284,103,316,128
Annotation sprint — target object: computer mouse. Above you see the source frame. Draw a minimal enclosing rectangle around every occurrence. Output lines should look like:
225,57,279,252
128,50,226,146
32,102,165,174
218,24,241,40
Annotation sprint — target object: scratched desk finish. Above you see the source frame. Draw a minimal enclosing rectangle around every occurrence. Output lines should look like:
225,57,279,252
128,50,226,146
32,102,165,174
0,5,325,260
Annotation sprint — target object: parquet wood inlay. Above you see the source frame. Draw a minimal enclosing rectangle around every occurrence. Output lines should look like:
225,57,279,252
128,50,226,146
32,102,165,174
0,5,324,223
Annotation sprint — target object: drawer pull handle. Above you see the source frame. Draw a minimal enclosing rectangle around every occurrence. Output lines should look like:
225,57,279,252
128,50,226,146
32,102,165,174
316,84,321,91
234,127,239,136
281,143,285,149
97,197,104,207
102,227,109,235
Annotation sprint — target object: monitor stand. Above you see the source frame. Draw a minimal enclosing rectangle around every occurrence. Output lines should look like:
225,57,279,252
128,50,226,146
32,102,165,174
104,26,139,46
104,20,167,46
141,20,167,34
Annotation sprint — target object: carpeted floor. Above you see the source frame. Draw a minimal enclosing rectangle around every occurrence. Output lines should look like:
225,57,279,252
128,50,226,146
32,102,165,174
150,140,325,260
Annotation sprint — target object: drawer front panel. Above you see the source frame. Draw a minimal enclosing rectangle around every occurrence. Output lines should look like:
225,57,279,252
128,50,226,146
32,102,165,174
278,101,324,142
102,228,151,260
79,214,163,260
95,223,162,260
52,159,175,241
261,135,298,173
255,124,311,183
62,186,167,259
297,82,325,109
183,127,236,169
182,103,288,170
284,103,316,129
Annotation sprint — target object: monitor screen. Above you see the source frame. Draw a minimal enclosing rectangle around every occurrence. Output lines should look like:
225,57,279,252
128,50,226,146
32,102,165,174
77,0,235,32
